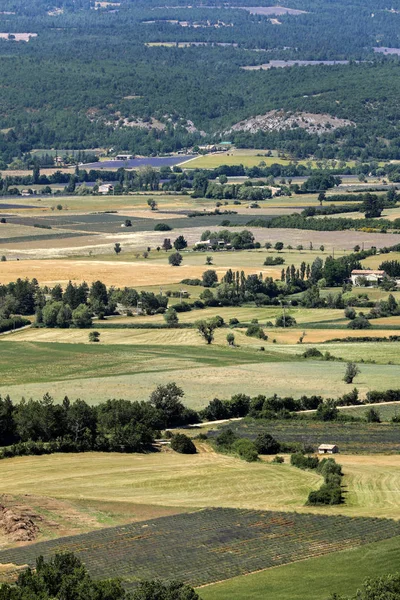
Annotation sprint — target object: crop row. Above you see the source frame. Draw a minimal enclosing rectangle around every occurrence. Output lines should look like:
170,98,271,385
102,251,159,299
0,508,400,590
214,420,400,454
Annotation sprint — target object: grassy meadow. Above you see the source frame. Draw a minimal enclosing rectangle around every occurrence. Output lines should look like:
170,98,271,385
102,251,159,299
200,535,400,600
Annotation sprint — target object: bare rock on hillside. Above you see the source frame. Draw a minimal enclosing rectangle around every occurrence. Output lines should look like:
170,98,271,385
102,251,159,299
226,110,354,135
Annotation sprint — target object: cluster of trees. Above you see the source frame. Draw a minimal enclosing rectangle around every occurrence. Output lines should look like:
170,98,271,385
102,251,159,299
0,383,198,457
0,552,199,600
291,454,343,505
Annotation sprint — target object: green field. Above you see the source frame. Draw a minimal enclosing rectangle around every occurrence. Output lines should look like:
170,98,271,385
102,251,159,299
200,535,400,600
186,151,357,170
2,340,400,407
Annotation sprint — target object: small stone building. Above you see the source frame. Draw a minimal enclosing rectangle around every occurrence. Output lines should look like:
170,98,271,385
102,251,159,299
318,444,339,455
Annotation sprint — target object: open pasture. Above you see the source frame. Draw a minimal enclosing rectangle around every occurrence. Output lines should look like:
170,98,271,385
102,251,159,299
186,151,356,170
200,535,400,600
1,341,400,407
0,507,398,590
340,402,400,421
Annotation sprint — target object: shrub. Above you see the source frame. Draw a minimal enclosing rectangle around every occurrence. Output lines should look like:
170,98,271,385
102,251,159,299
154,223,172,231
246,323,267,339
170,433,197,454
303,347,323,358
347,316,371,329
271,455,284,464
169,252,183,266
264,256,285,265
232,438,258,462
275,315,297,327
254,433,280,455
290,453,319,470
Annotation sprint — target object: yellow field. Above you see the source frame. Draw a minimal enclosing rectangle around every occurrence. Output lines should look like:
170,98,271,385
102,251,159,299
0,450,321,512
0,451,399,520
0,258,280,286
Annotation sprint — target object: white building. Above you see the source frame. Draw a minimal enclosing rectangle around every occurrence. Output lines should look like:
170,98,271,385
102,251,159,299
318,444,339,455
98,184,114,194
351,269,386,286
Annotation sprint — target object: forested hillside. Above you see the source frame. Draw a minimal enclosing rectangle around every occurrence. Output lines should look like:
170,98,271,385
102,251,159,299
0,0,400,163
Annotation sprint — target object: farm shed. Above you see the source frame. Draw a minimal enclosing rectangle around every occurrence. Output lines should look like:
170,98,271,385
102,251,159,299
98,184,114,194
351,270,386,285
318,444,339,454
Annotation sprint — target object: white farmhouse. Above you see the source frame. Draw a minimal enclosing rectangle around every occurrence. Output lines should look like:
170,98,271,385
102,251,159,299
351,269,386,286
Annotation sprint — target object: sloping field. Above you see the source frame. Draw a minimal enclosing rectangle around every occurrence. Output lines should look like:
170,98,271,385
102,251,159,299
216,420,400,456
1,342,399,407
200,535,400,600
0,452,321,513
0,508,398,590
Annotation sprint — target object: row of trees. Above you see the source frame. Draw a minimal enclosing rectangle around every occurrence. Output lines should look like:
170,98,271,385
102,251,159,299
0,383,198,454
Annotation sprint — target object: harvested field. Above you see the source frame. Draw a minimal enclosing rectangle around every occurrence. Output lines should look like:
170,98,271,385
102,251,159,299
0,507,398,590
0,259,279,286
0,452,320,514
2,226,397,260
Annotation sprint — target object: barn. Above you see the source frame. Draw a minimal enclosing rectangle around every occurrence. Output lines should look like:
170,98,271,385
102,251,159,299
318,444,339,454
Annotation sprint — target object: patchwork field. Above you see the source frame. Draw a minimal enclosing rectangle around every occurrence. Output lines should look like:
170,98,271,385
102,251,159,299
0,507,399,590
1,340,400,407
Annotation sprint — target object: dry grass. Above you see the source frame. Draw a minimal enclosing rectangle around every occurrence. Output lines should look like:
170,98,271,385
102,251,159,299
0,451,321,512
0,259,280,286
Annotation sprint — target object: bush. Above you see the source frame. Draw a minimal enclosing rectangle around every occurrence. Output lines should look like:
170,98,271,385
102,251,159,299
271,455,284,464
275,315,297,327
303,347,323,358
264,256,285,265
169,252,183,266
154,223,172,231
254,433,280,455
170,433,197,454
290,453,319,470
246,323,267,339
231,438,258,462
347,316,371,329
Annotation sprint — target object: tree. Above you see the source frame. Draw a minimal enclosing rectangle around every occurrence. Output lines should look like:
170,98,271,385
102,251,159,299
147,198,157,210
347,315,371,329
56,304,72,328
88,331,100,342
162,238,172,252
226,332,235,346
125,219,132,227
254,433,280,454
114,242,121,255
265,242,272,251
275,314,297,327
205,256,213,265
360,193,384,218
72,304,92,328
174,235,187,251
164,307,178,327
169,252,183,266
202,270,218,287
328,573,400,600
343,362,360,384
195,319,217,344
274,241,284,252
171,433,196,454
365,407,381,423
132,580,199,600
149,383,186,428
232,438,258,462
42,301,63,328
0,553,128,600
